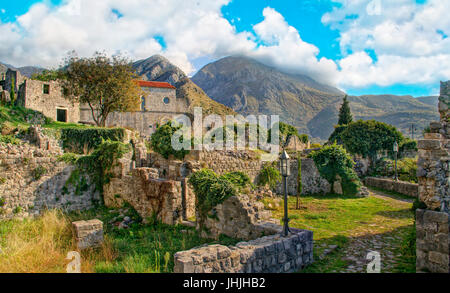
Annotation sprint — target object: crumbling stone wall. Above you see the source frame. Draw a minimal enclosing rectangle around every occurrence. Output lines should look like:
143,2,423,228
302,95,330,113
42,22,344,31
416,209,449,273
364,177,418,197
416,81,450,273
198,194,280,241
103,167,195,225
174,228,313,273
0,139,99,220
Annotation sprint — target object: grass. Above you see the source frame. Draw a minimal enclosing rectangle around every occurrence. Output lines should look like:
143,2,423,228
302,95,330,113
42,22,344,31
261,190,415,273
0,206,240,273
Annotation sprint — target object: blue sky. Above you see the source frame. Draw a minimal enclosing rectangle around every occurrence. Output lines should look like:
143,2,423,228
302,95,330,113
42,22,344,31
0,0,449,97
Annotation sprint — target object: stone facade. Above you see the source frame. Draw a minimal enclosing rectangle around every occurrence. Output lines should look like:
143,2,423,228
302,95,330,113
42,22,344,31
198,194,280,241
0,133,99,220
284,135,309,152
174,228,313,273
364,177,418,198
19,79,80,123
275,158,331,196
416,209,449,273
416,80,450,273
79,83,190,138
72,219,104,250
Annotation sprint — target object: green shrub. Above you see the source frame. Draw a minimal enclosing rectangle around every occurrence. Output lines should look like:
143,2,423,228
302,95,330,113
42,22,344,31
60,127,126,154
220,171,254,191
0,197,5,207
370,157,418,183
0,177,6,184
258,162,282,189
188,169,237,230
308,144,361,196
57,153,79,164
32,166,47,181
399,139,418,153
13,206,22,214
150,121,190,159
0,134,21,145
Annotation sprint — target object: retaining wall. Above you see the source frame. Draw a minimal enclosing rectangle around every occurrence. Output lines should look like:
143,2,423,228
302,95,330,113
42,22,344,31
364,177,418,197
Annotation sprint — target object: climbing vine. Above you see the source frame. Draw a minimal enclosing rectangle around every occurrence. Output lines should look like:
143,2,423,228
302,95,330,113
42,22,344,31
60,127,126,154
188,169,237,231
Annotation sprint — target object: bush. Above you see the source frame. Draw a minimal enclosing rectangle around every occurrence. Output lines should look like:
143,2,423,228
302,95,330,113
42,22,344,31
370,157,418,183
188,169,237,230
308,144,361,196
0,134,21,145
150,121,190,160
32,166,47,181
399,139,417,153
60,127,126,154
258,162,282,189
220,171,254,191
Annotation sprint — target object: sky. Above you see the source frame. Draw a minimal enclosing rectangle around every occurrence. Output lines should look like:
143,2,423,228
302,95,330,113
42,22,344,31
0,0,449,97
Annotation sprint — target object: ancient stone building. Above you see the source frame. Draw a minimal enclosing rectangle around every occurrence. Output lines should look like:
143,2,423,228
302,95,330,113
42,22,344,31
2,69,80,123
79,80,190,137
416,80,450,273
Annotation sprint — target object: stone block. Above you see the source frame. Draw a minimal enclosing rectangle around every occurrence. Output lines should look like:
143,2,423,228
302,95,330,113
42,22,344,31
72,219,103,250
418,140,442,150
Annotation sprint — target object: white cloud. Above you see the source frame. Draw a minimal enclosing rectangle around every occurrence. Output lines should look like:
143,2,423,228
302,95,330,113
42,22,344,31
0,0,448,91
323,0,450,88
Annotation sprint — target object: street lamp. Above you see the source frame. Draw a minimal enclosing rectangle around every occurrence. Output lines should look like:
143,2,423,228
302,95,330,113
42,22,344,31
280,150,291,236
393,141,399,181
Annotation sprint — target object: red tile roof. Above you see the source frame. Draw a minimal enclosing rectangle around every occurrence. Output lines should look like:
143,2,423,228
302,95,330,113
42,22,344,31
136,80,176,89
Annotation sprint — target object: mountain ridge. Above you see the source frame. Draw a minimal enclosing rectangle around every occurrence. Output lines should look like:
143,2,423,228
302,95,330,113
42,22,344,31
192,55,439,140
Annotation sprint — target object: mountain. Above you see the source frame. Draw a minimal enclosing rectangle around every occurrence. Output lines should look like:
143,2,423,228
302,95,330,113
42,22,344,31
416,96,439,108
133,55,234,116
192,56,344,135
0,61,44,78
308,95,439,139
192,56,439,139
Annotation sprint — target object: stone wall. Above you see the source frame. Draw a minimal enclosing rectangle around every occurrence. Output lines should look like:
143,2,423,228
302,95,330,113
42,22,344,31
416,209,449,273
364,177,418,197
174,228,313,273
198,194,280,241
416,80,450,273
417,81,450,212
103,167,195,225
275,158,330,196
0,139,99,220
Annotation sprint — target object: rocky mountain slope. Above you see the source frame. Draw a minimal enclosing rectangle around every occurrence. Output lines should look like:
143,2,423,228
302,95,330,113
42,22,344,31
133,55,234,116
192,56,439,139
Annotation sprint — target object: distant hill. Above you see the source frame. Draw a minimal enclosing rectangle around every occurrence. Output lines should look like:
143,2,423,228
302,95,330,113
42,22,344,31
133,55,234,116
0,61,45,78
192,56,439,139
416,96,439,108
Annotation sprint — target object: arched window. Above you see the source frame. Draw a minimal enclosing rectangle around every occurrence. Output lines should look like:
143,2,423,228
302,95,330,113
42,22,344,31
141,97,146,111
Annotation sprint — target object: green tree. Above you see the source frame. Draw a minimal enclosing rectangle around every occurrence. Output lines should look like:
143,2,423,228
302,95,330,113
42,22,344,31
150,121,190,159
60,51,142,127
340,120,404,160
31,69,60,82
337,95,353,125
296,153,302,209
10,77,16,105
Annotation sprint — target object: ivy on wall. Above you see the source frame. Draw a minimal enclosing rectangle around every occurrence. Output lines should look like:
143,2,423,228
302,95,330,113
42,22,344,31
60,127,126,154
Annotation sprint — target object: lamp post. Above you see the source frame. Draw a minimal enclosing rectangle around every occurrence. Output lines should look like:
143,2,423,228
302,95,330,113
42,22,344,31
393,141,399,181
280,150,291,237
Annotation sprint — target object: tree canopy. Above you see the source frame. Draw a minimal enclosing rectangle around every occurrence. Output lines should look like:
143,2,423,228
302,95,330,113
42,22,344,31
339,120,404,159
60,51,142,127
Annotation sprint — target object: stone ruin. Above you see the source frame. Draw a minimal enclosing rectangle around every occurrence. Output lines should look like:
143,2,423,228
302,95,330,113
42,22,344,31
416,81,450,273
